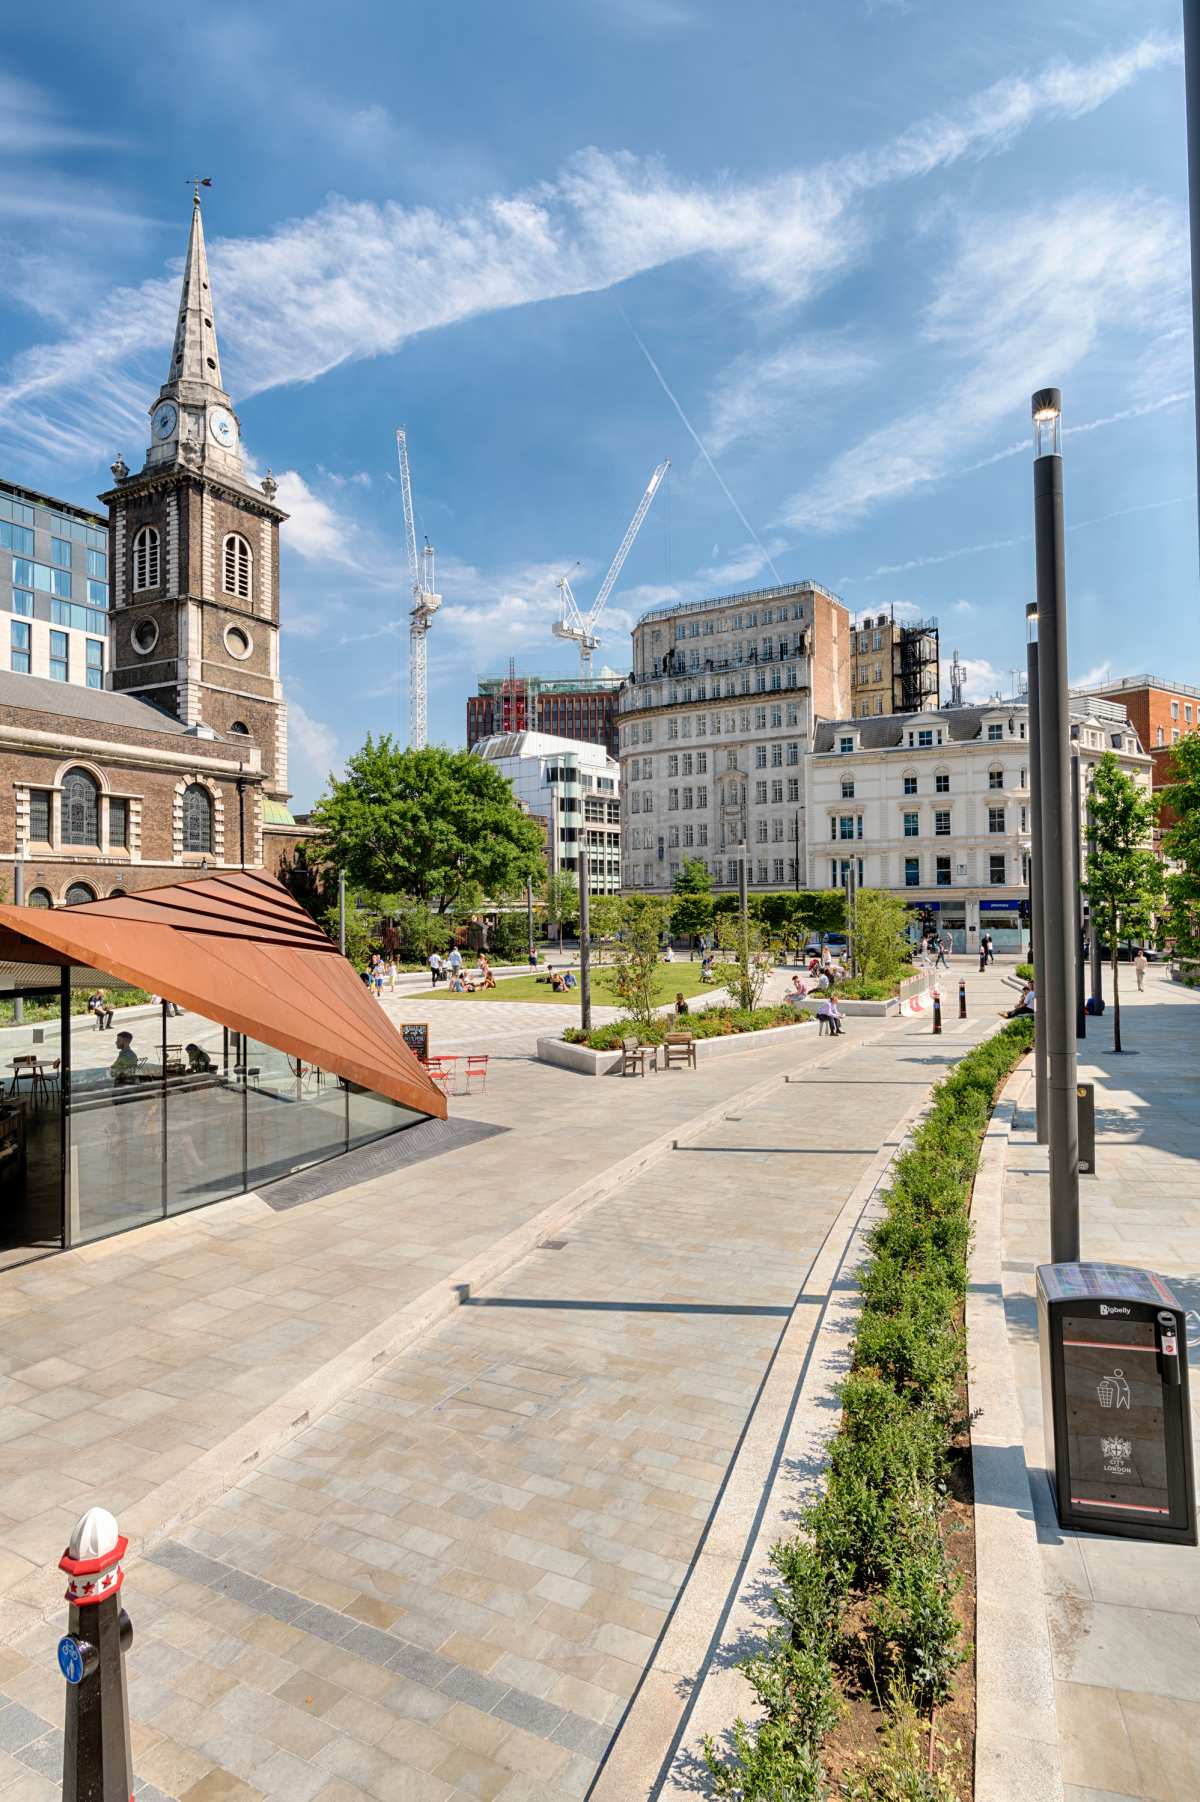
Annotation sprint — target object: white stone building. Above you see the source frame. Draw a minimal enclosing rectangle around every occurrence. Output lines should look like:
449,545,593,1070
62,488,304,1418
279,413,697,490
804,696,1151,951
471,729,621,893
618,580,851,891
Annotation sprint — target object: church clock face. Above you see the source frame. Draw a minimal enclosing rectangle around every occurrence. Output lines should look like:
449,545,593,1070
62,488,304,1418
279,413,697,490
152,402,177,441
209,408,237,448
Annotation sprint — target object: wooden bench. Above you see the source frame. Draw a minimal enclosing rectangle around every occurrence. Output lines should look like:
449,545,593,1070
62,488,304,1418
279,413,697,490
661,1031,697,1071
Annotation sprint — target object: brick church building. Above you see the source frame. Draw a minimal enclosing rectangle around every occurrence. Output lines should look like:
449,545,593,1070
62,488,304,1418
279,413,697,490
0,190,312,908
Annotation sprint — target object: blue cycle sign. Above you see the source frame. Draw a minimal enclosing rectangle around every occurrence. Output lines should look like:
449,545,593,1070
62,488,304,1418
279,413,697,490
57,1636,85,1685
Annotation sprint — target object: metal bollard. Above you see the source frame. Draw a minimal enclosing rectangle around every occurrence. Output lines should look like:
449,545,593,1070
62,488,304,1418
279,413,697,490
932,992,942,1034
959,978,967,1019
1076,1082,1096,1175
58,1507,134,1802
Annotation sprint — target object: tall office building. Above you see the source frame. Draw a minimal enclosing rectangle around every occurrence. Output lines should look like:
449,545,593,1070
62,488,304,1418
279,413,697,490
1,480,109,690
618,579,850,891
466,671,622,760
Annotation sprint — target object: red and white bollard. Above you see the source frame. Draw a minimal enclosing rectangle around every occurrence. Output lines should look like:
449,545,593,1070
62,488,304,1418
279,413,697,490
932,990,942,1034
58,1507,134,1802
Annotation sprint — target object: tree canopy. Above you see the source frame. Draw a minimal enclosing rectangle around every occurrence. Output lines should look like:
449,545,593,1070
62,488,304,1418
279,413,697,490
1159,732,1200,961
671,858,715,939
1084,751,1163,1051
309,739,545,914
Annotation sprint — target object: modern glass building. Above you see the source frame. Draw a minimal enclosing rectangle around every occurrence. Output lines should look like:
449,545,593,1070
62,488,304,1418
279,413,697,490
0,872,443,1260
1,478,109,690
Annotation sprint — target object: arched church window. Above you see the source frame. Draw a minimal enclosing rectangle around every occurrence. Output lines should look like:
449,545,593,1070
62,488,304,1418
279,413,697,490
27,888,52,908
61,769,99,846
132,526,160,591
223,533,252,601
229,720,250,734
182,783,214,854
64,883,96,907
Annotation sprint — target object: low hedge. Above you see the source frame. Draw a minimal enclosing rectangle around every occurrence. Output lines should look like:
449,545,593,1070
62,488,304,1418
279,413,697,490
1015,961,1035,983
563,1002,810,1051
829,976,897,1001
704,1014,1035,1800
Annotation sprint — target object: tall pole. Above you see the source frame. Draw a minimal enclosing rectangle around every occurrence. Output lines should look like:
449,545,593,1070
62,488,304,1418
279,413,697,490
794,809,801,893
526,876,534,956
12,860,23,1027
1071,749,1086,1038
1184,0,1200,566
337,869,346,957
1032,388,1080,1264
738,842,749,922
578,836,592,1033
1086,785,1103,1006
1026,635,1049,1145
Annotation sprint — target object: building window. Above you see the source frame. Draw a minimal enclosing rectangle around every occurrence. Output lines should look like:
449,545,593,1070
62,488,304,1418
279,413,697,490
28,788,51,839
989,853,1006,885
223,533,252,601
787,778,799,802
839,816,855,841
10,619,30,673
841,778,855,799
987,723,1003,741
755,746,767,768
229,720,250,735
182,783,214,853
1171,700,1179,720
26,888,52,908
62,768,99,845
86,638,104,689
934,810,950,835
989,767,1003,789
903,774,917,795
935,772,950,794
904,856,920,887
830,816,838,841
0,520,34,555
839,735,854,753
903,811,918,837
50,536,72,568
131,525,160,591
935,856,951,886
49,630,68,682
917,729,934,748
108,797,128,849
12,589,33,616
770,780,782,803
1157,726,1165,746
988,806,1006,833
64,883,96,907
87,548,107,580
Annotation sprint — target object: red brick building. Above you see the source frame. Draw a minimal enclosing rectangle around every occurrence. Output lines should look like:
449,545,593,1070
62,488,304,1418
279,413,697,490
1086,674,1200,793
466,672,622,760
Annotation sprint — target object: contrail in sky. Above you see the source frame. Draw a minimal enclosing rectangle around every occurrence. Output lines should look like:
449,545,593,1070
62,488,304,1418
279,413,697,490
622,315,784,586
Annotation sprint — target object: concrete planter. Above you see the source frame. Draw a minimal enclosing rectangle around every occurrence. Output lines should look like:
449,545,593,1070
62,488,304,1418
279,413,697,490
538,1017,818,1077
836,997,897,1016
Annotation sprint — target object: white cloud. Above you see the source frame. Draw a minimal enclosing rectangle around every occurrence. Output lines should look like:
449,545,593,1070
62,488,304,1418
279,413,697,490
0,35,1175,466
954,599,972,612
1072,660,1113,689
708,339,875,453
285,695,342,807
956,658,1009,703
783,190,1184,532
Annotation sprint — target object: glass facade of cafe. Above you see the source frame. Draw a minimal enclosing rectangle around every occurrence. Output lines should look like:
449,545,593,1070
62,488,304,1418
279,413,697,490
2,962,425,1257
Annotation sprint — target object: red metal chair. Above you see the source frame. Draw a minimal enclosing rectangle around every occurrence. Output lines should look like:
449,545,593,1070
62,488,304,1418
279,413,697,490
426,1056,455,1098
463,1054,489,1093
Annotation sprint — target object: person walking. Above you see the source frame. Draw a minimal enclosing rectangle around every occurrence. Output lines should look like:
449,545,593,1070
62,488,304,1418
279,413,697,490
447,944,463,981
934,934,950,969
386,957,398,992
978,941,988,974
428,950,443,986
984,931,995,965
1134,948,1148,992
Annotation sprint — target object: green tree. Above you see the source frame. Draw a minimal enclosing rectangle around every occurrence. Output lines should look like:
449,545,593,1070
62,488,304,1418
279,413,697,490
1084,752,1164,1052
309,739,544,914
608,894,674,1028
321,896,373,968
543,870,579,947
587,893,624,963
671,858,715,942
389,896,446,961
1159,732,1200,963
714,912,773,1011
852,890,910,988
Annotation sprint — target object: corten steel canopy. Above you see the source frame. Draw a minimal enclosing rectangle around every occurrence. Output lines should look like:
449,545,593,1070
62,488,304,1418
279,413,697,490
0,870,446,1121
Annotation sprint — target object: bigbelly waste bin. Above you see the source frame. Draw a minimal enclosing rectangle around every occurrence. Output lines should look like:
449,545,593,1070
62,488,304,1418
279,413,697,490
1037,1262,1196,1545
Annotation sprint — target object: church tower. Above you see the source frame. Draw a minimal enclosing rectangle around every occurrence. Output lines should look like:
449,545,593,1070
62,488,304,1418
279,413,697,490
100,189,292,807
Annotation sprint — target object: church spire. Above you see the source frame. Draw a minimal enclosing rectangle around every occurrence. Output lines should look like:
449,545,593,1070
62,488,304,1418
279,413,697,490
162,187,224,399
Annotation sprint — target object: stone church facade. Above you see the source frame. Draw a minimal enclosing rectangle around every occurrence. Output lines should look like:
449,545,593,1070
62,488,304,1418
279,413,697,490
0,190,313,908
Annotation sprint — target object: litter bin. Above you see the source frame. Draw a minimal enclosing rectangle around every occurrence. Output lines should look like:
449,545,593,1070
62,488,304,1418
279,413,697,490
1038,1262,1196,1545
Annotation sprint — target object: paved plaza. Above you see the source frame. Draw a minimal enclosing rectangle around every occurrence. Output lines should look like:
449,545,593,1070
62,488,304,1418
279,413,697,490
993,969,1200,1802
0,961,1016,1800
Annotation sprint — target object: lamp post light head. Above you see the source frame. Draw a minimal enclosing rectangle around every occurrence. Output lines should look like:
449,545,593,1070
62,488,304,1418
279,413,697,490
1026,599,1039,641
1032,387,1062,459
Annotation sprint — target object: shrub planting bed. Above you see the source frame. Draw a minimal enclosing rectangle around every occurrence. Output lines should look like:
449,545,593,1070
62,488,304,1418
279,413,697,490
703,1015,1035,1801
563,1001,809,1051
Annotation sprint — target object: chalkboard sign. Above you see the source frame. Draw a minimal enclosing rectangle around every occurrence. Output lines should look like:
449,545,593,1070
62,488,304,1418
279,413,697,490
400,1022,430,1063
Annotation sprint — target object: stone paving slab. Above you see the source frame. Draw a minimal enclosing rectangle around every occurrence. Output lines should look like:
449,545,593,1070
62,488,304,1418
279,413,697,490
999,970,1200,1802
3,963,1017,1801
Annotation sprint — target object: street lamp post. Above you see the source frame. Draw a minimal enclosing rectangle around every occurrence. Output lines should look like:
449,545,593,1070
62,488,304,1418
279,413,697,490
1086,786,1103,1007
1071,746,1086,1038
1026,628,1048,1145
1184,0,1200,566
1031,388,1080,1263
578,836,592,1033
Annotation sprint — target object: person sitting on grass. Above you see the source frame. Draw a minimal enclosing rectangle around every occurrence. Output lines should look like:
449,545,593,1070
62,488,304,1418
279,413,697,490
700,955,716,983
549,969,567,992
562,969,577,990
675,992,690,1017
477,955,497,990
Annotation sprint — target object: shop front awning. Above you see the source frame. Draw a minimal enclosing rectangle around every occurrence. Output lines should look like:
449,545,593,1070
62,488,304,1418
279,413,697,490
0,870,445,1121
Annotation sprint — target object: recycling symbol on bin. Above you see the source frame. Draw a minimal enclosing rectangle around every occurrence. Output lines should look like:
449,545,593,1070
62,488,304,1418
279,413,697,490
1096,1369,1131,1410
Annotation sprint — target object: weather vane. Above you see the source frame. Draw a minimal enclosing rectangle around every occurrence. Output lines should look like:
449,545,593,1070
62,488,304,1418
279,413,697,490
187,176,213,204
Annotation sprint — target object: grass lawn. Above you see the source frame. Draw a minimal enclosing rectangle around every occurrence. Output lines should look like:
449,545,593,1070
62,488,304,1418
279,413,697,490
409,961,716,1006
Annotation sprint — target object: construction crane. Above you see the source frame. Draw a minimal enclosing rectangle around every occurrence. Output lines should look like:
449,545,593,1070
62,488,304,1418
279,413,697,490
553,460,670,677
396,427,442,748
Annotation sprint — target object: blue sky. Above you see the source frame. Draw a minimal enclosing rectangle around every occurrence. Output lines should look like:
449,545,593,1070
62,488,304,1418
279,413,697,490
0,0,1194,806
